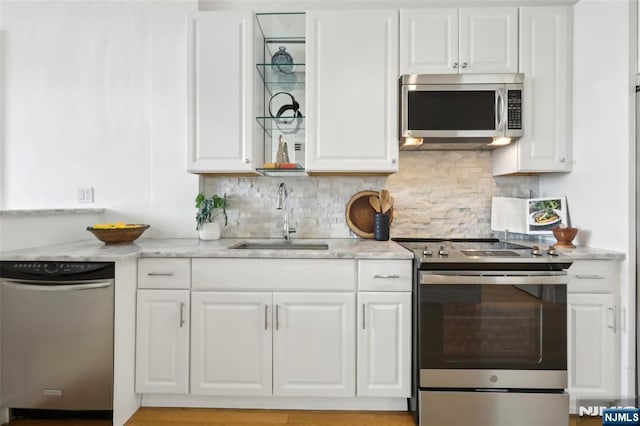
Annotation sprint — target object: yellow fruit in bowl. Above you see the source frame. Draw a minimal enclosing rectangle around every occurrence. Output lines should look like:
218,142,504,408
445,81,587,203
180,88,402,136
91,222,142,229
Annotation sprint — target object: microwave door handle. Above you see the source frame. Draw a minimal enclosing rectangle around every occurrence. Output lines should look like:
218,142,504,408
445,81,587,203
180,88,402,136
495,88,506,133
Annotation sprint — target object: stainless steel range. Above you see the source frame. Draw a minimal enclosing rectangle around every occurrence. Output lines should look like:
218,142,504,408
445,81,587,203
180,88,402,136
393,238,572,426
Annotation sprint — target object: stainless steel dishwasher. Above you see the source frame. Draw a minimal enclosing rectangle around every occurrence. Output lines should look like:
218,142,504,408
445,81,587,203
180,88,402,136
0,261,114,416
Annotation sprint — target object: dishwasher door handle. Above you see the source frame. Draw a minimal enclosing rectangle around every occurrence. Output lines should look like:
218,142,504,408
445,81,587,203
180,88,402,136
1,280,113,291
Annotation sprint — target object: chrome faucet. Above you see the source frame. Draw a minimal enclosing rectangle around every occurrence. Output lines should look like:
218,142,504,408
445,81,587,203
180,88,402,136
275,182,296,240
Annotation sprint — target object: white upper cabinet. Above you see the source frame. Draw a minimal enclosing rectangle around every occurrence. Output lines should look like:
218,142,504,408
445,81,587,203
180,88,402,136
186,12,255,173
400,8,517,75
492,7,572,175
400,9,458,75
306,10,399,173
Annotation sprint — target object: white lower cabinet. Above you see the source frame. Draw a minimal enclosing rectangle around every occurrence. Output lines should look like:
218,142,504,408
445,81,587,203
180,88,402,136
190,291,355,397
136,257,413,406
190,292,272,396
273,292,356,397
135,289,190,394
567,260,620,413
357,292,411,397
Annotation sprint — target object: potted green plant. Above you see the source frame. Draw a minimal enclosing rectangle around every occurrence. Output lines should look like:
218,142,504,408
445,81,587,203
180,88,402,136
195,192,227,240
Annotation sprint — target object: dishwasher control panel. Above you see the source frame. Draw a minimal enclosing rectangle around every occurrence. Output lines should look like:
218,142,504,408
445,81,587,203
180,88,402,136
0,261,115,280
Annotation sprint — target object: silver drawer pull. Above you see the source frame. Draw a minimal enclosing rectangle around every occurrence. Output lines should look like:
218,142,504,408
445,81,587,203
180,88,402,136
374,274,400,279
575,274,605,280
147,272,174,277
179,303,185,328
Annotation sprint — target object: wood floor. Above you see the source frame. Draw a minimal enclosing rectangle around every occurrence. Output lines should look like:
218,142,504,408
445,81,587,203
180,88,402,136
2,408,603,426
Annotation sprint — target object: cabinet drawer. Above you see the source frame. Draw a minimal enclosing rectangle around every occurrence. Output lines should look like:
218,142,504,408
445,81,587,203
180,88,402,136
358,260,412,291
192,258,356,291
138,258,191,289
568,260,618,294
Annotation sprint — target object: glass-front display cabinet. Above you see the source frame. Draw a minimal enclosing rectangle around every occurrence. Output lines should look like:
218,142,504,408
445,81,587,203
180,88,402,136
255,12,306,176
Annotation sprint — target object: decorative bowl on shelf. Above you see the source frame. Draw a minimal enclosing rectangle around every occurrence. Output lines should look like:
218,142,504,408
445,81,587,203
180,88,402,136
552,226,578,248
87,223,150,244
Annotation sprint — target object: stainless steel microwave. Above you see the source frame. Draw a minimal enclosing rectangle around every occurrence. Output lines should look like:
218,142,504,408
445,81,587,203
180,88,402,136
400,74,524,150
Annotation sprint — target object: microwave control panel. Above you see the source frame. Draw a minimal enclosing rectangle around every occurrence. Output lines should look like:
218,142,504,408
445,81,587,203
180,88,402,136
507,90,522,130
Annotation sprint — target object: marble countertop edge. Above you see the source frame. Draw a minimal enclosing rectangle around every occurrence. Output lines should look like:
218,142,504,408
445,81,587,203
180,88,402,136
0,238,625,262
0,208,106,216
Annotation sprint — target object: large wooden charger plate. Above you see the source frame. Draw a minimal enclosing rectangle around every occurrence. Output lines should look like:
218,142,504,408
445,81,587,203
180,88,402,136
345,190,394,239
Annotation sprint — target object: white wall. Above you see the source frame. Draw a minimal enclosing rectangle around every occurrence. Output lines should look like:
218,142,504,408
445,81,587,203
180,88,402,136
0,0,198,247
539,0,636,400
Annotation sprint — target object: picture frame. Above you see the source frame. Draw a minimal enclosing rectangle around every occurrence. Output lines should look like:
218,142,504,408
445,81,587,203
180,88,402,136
527,196,568,234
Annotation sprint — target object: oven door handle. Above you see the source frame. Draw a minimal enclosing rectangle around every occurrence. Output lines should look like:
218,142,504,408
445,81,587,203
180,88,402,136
420,273,567,286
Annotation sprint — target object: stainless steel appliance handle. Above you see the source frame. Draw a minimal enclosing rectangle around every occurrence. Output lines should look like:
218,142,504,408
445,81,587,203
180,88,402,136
420,273,566,286
1,280,113,291
495,88,506,132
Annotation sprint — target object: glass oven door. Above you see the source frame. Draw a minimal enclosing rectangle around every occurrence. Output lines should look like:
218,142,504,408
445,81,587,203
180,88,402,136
419,271,567,373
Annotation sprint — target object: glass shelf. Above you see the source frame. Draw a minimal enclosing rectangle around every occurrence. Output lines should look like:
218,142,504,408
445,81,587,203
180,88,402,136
256,167,307,177
256,116,305,138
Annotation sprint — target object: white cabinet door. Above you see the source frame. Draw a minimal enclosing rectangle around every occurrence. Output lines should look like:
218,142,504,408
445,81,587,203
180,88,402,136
492,7,572,175
186,12,255,173
400,9,458,74
135,290,189,394
400,8,516,75
459,8,518,74
273,292,356,396
357,292,411,397
306,10,399,173
190,292,272,396
567,293,619,411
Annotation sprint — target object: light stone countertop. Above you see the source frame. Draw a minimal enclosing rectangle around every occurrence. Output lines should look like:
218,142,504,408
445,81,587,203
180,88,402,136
505,240,625,261
0,238,415,262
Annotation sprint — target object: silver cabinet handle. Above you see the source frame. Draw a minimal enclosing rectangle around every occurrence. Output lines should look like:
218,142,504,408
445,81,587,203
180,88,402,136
374,274,400,279
575,274,605,280
179,302,185,328
147,272,174,277
244,158,250,163
452,62,458,68
362,303,366,330
461,62,468,68
608,306,617,333
275,305,280,330
264,305,269,330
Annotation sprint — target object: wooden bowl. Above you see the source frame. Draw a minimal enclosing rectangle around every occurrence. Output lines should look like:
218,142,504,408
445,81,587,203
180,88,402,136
552,226,578,248
87,224,150,244
345,191,393,239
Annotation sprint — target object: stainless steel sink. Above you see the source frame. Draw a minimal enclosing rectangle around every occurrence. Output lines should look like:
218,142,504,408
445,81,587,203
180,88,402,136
229,240,329,250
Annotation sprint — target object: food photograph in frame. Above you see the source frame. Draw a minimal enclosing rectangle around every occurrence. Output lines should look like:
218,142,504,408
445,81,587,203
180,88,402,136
527,196,567,234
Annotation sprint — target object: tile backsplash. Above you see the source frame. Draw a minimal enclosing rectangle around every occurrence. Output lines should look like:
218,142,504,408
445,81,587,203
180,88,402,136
202,151,538,239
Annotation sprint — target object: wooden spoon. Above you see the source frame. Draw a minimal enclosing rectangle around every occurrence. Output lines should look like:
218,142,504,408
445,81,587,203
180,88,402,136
383,196,395,214
379,190,389,211
380,190,391,214
369,195,381,213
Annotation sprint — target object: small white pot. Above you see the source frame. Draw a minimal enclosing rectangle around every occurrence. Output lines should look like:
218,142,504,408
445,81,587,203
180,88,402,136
198,222,221,240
